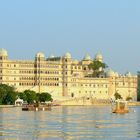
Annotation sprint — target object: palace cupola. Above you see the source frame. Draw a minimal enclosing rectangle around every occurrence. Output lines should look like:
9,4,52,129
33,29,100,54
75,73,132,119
63,52,72,59
95,53,103,62
35,52,45,61
0,48,8,60
83,54,91,61
125,72,132,77
106,69,116,77
82,54,92,65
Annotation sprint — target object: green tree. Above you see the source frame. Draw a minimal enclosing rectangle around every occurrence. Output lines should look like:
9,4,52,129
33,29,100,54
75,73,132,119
2,92,17,105
88,60,108,77
0,84,17,105
126,96,132,101
0,84,53,105
137,71,140,101
24,90,37,104
38,92,53,102
17,92,27,101
114,92,122,100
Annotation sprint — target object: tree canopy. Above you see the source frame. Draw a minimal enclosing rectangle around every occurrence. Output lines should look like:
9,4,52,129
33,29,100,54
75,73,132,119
114,92,122,100
23,90,37,104
18,90,53,104
0,84,53,105
126,96,132,101
37,92,53,102
137,71,140,101
0,84,17,105
88,60,108,77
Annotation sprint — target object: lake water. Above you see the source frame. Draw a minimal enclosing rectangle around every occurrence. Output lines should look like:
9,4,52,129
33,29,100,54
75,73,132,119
0,106,140,140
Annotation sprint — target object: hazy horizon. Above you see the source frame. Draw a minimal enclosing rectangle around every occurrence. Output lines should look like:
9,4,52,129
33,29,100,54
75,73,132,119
0,0,140,74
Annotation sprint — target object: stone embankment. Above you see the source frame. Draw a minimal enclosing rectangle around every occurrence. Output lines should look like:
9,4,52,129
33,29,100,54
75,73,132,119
128,101,140,106
0,105,14,108
59,97,111,106
57,97,140,106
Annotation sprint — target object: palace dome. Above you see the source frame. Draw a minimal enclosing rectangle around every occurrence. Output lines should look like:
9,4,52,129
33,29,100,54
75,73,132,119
49,54,55,58
106,69,115,77
73,59,79,64
95,53,103,61
64,52,72,59
125,72,132,77
115,72,119,77
83,54,91,61
36,52,45,58
0,48,8,56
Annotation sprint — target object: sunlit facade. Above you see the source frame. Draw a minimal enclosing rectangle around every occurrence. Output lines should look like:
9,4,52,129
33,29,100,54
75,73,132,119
0,49,137,101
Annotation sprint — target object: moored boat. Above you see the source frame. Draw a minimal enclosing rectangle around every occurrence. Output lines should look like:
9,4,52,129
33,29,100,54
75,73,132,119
112,100,129,114
22,103,51,111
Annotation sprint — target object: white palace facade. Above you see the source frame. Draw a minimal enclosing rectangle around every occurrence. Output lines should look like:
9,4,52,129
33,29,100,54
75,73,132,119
0,49,137,101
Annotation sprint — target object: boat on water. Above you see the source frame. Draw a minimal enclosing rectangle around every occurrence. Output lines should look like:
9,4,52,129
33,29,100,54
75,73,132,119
112,100,129,114
22,103,51,111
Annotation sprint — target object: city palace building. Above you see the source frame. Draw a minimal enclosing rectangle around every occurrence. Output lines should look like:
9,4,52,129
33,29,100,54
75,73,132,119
0,49,137,101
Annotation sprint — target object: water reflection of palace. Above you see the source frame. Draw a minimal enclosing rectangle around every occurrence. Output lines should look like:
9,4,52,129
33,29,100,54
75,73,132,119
0,49,137,101
0,106,140,139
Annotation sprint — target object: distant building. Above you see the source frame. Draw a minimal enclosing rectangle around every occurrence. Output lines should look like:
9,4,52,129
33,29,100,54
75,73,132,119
0,49,137,101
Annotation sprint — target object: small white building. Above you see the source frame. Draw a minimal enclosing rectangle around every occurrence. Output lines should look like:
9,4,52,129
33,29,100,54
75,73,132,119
15,98,24,106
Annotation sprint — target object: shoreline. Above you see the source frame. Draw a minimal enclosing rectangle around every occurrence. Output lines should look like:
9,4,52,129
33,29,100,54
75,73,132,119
0,105,15,108
128,101,140,106
0,101,140,108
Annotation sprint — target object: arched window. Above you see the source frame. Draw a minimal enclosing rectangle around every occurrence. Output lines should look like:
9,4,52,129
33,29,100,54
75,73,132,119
71,93,74,98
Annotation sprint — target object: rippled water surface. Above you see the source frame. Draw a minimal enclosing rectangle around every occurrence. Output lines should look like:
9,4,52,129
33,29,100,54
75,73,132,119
0,106,140,140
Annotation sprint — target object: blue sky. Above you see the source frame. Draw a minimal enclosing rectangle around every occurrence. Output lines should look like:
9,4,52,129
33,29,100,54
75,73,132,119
0,0,140,74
